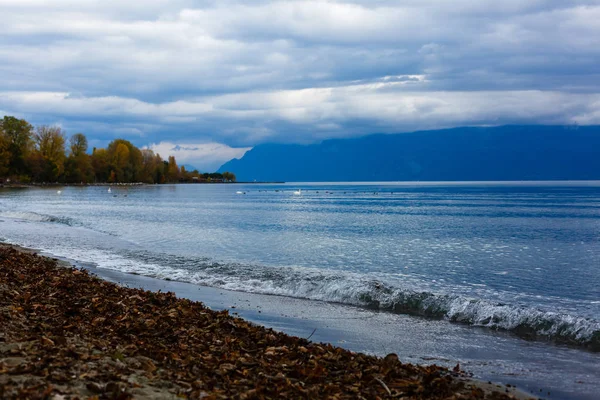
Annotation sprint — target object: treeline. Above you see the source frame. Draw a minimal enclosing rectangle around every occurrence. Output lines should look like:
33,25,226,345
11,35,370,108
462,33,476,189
0,116,235,184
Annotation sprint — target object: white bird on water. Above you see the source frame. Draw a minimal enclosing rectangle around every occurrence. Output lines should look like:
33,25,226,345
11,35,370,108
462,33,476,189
293,189,302,195
56,190,62,195
107,188,111,193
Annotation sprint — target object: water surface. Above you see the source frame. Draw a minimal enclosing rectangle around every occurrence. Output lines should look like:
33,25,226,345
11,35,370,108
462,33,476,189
1,181,599,397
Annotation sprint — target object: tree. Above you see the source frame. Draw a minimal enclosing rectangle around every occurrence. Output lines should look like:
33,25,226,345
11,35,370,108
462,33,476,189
113,143,130,181
167,155,179,182
65,133,93,183
69,133,88,157
0,116,33,177
157,154,167,183
91,148,110,182
106,139,143,182
0,124,9,177
139,149,158,183
34,125,66,181
222,171,236,182
0,116,201,184
26,151,47,183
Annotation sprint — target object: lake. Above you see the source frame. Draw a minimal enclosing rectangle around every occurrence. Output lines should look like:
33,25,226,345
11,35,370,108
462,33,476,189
1,181,599,398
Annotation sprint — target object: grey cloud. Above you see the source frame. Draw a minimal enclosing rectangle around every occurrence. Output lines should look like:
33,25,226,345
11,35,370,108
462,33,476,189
0,0,599,152
3,87,598,147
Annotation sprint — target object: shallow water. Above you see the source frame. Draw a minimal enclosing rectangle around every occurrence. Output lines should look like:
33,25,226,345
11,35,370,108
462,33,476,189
1,182,600,397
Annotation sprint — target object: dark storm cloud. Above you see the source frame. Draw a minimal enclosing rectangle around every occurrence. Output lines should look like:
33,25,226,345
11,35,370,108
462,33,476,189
1,0,599,168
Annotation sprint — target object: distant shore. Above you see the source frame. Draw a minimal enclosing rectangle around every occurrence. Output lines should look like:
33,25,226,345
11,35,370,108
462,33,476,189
0,182,145,188
0,243,530,399
0,181,285,188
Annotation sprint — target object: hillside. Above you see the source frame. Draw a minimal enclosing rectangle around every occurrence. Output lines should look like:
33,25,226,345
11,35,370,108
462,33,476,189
218,125,600,182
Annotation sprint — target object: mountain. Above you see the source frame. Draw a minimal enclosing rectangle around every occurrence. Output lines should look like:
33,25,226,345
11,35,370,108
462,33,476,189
218,125,600,182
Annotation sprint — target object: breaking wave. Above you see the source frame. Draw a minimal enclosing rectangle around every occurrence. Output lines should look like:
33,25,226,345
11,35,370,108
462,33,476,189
0,211,76,226
106,251,600,352
3,224,597,351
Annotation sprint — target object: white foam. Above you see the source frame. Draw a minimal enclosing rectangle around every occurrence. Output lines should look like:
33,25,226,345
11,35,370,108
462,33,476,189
73,251,600,349
4,230,598,350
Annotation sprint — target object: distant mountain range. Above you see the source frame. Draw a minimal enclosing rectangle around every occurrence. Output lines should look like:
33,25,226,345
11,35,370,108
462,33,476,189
218,125,600,182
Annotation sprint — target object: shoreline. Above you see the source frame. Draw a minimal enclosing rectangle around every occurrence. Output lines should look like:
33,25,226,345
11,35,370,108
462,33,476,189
0,182,146,188
0,181,285,188
0,243,532,399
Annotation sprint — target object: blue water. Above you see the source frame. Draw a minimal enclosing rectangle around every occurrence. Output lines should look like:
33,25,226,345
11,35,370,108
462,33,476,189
1,182,599,348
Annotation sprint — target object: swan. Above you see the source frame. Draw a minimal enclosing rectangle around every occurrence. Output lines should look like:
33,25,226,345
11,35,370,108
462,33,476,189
293,189,302,195
236,191,243,194
108,188,111,193
56,190,62,195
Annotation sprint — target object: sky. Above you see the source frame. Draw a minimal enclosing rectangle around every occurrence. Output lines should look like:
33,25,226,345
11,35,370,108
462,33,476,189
1,0,600,170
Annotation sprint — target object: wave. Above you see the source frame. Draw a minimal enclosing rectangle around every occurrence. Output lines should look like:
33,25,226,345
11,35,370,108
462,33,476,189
108,251,600,352
0,211,76,226
4,233,596,351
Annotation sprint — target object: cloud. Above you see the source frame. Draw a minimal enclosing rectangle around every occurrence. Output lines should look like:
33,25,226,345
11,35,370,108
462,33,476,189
2,85,598,137
1,0,599,161
147,141,251,171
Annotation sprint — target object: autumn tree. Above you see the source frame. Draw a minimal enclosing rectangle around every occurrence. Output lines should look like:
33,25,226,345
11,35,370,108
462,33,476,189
112,143,130,182
32,125,66,181
69,133,88,157
188,168,201,182
166,155,180,182
106,139,143,182
91,148,110,182
0,115,216,184
0,124,9,177
0,116,34,177
222,171,236,182
65,133,93,183
157,155,167,183
139,149,156,183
